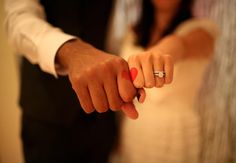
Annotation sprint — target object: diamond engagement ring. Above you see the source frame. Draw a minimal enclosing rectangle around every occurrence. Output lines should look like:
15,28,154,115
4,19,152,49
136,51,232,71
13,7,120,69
153,71,165,78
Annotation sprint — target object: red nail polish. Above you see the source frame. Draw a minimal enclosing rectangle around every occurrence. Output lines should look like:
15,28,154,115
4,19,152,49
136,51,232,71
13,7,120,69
130,67,138,81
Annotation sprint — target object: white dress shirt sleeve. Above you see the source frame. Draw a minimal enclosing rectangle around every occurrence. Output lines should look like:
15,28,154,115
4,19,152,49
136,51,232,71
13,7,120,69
4,0,76,76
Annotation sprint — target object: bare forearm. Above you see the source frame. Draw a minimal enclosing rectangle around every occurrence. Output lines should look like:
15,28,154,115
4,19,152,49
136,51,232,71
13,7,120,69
149,35,185,62
181,28,214,59
149,28,214,62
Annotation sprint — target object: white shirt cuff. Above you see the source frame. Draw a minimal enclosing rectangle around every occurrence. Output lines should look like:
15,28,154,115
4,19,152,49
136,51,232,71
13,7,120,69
37,28,76,77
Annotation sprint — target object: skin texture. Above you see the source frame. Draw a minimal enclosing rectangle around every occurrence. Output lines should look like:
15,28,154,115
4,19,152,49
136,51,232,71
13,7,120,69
128,52,173,89
127,0,214,91
56,39,139,119
126,0,179,90
128,28,214,90
56,0,214,118
152,0,181,12
121,70,132,81
130,67,138,82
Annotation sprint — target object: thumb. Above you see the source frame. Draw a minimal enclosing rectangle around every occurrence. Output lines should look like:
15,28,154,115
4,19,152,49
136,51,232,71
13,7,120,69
121,102,139,119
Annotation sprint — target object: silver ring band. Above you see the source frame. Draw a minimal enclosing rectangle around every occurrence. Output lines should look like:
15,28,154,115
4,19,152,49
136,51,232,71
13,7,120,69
153,71,165,78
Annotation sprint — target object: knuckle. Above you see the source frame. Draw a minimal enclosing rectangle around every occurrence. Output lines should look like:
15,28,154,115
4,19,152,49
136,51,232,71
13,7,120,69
71,74,83,83
122,94,134,103
128,55,139,64
135,55,142,63
99,62,110,73
99,64,114,80
145,53,153,63
164,54,171,58
116,57,128,68
84,68,94,78
140,51,148,57
153,54,161,60
153,55,163,63
70,74,85,90
134,55,140,62
164,54,173,62
72,68,94,83
128,55,134,62
134,80,144,88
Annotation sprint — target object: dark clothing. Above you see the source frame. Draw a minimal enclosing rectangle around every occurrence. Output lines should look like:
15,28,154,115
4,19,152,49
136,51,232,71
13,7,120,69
20,0,118,162
21,113,116,163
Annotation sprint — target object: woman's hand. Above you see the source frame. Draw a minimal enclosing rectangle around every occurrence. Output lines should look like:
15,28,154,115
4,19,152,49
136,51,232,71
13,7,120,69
128,51,174,89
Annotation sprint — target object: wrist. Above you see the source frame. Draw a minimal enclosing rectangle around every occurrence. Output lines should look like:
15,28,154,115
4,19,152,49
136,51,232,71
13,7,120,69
55,39,94,74
56,39,78,70
169,35,186,61
150,35,186,62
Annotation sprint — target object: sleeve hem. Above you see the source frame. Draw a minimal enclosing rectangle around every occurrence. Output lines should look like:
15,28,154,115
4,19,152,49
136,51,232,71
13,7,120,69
37,29,77,77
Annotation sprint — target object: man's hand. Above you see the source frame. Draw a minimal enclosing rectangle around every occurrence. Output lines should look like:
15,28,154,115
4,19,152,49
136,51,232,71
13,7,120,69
56,39,138,119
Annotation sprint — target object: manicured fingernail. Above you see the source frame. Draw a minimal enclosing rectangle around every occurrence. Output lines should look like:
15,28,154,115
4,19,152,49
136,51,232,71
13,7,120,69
130,67,138,81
